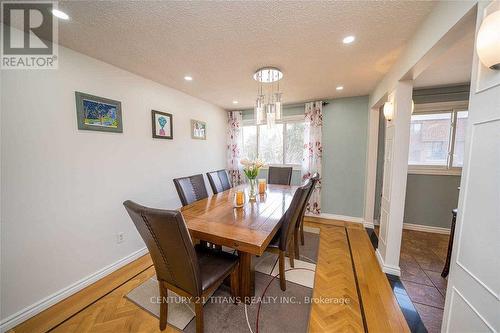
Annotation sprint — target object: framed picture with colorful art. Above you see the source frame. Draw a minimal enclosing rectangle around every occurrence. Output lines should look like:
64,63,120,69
152,110,173,139
191,119,206,140
75,92,123,133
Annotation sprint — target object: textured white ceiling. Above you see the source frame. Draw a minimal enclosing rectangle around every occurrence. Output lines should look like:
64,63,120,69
55,1,436,110
414,22,474,88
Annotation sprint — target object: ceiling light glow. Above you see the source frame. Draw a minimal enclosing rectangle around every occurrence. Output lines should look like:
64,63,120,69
343,35,355,44
336,86,344,91
232,100,239,104
52,9,69,20
184,76,193,81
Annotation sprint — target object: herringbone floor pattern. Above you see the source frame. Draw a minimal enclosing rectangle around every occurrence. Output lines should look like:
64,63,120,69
43,219,406,333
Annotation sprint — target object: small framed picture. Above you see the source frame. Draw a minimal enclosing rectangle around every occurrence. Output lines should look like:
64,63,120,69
75,92,123,133
191,119,206,140
152,110,173,139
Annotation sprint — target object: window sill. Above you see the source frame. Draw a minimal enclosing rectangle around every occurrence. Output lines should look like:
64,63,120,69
261,165,302,172
407,167,462,176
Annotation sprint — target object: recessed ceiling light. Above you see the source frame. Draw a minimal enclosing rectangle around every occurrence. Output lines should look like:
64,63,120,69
52,9,69,20
336,86,344,91
342,36,355,44
232,100,239,104
184,76,193,81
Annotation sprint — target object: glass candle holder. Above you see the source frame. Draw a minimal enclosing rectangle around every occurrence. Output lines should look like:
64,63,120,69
258,179,267,194
234,190,245,207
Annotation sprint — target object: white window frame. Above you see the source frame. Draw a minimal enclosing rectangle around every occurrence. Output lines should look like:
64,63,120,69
241,115,304,170
408,101,468,176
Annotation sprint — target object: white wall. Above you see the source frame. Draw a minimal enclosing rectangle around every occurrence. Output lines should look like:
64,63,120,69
0,45,227,326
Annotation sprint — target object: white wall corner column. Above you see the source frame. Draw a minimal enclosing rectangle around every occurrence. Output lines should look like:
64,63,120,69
363,107,380,229
375,80,413,276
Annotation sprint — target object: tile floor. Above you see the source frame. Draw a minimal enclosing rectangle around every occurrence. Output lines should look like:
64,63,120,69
399,229,450,333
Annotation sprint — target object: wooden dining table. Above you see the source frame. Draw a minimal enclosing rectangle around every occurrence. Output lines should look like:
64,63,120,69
180,184,298,299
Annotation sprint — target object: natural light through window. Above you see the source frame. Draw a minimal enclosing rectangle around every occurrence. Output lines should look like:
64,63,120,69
241,118,304,166
408,109,468,171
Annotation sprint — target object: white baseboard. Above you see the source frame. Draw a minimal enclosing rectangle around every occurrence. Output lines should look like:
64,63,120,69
0,247,148,332
363,221,375,229
403,223,451,235
306,212,364,224
375,249,401,276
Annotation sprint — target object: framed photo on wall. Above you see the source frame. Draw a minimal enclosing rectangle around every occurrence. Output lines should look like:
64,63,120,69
191,119,206,140
152,110,173,139
75,92,123,133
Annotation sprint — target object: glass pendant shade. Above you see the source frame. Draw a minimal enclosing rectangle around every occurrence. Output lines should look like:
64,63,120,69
255,96,266,125
274,93,283,121
266,103,275,128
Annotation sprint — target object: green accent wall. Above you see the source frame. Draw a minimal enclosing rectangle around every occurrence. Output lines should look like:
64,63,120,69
322,96,369,217
404,174,461,228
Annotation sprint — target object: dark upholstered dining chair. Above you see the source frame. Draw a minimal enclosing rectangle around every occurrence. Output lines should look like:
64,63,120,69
173,174,208,206
206,169,232,194
294,173,320,259
264,179,312,291
123,200,239,333
268,166,293,185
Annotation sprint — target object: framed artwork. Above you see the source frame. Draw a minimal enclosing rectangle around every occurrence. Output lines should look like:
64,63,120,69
75,92,123,133
191,119,206,140
152,110,173,139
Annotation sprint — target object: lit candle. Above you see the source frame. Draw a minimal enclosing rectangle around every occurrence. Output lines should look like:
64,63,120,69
236,191,244,206
258,179,266,194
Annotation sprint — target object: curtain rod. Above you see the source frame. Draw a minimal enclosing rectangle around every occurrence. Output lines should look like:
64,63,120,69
229,101,329,112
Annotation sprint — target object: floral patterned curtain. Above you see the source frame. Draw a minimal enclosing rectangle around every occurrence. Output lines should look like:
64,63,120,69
302,101,323,214
227,111,243,186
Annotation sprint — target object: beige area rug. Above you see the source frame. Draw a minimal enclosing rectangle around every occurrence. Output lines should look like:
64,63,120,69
126,228,320,332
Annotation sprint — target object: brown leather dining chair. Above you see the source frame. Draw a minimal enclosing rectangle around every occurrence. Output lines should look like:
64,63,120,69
123,200,239,333
294,173,320,259
264,179,312,291
268,166,293,185
174,173,221,251
206,169,232,194
173,174,208,206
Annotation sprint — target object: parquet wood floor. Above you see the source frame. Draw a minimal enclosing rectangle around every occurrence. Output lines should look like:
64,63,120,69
12,218,409,333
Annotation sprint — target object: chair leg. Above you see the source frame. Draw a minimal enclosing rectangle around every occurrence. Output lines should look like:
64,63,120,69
230,265,239,302
278,251,286,291
300,218,305,245
159,283,168,331
288,241,295,268
294,228,300,259
195,301,204,333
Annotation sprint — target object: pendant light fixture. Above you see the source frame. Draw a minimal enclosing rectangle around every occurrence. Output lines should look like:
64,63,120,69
253,67,283,127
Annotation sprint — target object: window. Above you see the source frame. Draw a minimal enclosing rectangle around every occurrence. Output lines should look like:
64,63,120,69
241,125,257,160
408,108,468,172
240,117,305,167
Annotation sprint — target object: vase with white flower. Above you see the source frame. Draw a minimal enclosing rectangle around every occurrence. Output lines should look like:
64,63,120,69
240,158,265,200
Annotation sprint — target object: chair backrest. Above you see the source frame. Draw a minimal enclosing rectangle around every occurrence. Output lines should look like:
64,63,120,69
206,169,232,194
278,179,313,251
268,166,293,185
123,200,202,296
295,172,320,230
173,174,208,206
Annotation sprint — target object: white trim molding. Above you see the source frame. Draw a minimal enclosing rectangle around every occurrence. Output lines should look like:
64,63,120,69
408,166,462,176
403,223,451,235
363,221,375,229
0,247,148,332
375,249,401,276
307,212,364,224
